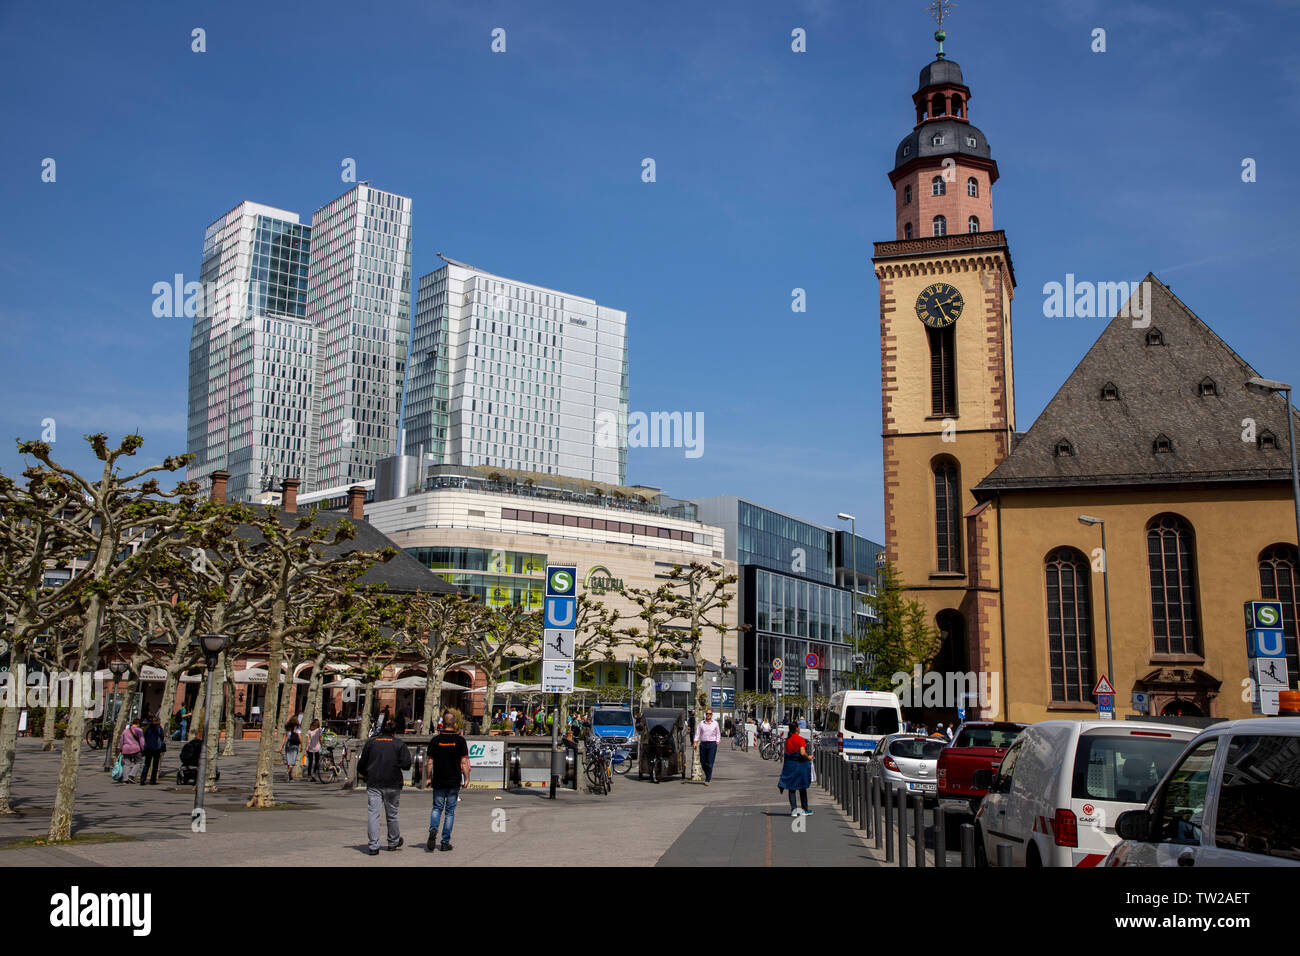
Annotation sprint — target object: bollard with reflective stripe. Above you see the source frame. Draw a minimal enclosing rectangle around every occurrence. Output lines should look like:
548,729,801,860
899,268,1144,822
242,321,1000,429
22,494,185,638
914,791,925,868
897,788,909,868
884,781,894,863
934,806,946,867
960,822,975,867
997,843,1013,867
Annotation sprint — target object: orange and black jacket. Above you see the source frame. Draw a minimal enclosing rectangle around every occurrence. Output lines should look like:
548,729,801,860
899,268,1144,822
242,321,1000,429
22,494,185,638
356,734,412,789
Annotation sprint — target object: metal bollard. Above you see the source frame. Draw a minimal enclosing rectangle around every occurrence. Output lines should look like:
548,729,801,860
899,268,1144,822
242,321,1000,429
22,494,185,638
842,760,850,812
884,781,894,863
914,793,925,868
874,773,884,849
935,806,946,867
997,843,1013,867
862,770,872,837
897,788,909,867
960,822,976,868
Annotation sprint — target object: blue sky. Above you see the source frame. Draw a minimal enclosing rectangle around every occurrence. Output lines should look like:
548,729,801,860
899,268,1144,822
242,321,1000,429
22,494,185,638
1,0,1297,542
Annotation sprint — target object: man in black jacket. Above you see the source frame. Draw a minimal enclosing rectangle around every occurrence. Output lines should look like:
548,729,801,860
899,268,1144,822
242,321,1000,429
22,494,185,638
357,729,412,855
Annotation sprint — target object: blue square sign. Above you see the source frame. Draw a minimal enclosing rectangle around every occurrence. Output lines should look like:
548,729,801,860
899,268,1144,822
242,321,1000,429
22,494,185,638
1245,601,1283,630
1248,629,1287,659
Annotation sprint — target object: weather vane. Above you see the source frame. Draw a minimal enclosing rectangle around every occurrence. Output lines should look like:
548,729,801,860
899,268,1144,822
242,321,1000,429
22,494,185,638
928,0,954,58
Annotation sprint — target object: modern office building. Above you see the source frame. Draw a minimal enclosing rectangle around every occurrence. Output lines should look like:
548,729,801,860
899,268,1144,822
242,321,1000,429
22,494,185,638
186,185,412,501
307,184,413,490
301,460,732,711
402,257,628,486
186,202,314,503
690,496,883,702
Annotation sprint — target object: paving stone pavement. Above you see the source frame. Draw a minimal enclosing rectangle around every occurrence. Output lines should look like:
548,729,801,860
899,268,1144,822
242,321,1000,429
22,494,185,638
0,737,884,867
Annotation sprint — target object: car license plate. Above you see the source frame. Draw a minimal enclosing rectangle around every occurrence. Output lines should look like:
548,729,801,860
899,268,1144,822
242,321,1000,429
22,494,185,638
909,782,937,792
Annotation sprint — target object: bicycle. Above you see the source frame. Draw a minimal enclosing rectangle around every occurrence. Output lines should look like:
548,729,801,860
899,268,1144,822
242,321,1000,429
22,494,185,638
84,722,112,750
310,744,343,784
583,738,613,795
758,733,782,761
731,727,749,752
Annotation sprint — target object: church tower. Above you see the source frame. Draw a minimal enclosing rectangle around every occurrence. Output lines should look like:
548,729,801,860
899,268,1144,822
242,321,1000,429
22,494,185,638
873,17,1017,692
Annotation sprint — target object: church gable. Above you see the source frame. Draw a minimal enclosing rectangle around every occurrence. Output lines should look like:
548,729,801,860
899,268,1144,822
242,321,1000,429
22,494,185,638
976,274,1298,492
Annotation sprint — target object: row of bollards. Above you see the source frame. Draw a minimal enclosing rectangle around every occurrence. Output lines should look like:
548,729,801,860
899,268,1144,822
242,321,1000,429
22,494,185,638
815,747,1014,868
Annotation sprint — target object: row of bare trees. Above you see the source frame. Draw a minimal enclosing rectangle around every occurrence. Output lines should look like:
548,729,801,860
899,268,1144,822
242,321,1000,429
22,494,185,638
0,433,739,841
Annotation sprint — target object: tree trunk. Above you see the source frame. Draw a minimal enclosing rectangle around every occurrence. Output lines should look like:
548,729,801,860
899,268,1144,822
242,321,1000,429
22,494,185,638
41,700,58,752
246,600,287,809
158,672,179,742
484,677,498,732
0,678,20,813
301,653,326,734
204,664,224,793
360,681,375,738
49,599,103,842
421,662,438,731
221,654,237,756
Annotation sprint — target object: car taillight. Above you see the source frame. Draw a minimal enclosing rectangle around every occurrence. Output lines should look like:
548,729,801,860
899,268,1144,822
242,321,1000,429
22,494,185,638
937,764,947,785
883,756,899,772
1054,809,1078,848
837,732,843,754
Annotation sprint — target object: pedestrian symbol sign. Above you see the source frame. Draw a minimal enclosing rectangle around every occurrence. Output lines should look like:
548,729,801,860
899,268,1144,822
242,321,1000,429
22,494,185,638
1092,675,1115,696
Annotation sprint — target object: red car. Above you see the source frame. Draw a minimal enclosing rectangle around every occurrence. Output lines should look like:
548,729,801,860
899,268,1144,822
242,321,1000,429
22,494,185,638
936,721,1028,815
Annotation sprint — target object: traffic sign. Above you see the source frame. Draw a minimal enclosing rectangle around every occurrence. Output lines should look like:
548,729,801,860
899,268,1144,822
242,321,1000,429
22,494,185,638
545,566,577,597
956,706,966,722
1097,693,1114,709
1132,692,1149,714
772,657,783,670
542,628,574,662
543,595,576,629
1248,629,1287,659
805,668,818,681
805,652,820,669
772,668,783,682
1245,601,1283,631
1092,675,1115,696
542,660,574,694
1254,657,1289,691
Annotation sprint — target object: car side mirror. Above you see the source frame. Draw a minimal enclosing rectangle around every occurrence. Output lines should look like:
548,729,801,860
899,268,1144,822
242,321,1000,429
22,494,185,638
972,769,992,789
1115,810,1151,842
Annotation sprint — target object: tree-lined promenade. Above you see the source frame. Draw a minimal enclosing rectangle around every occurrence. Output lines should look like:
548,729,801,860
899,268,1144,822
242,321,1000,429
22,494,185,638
0,433,750,843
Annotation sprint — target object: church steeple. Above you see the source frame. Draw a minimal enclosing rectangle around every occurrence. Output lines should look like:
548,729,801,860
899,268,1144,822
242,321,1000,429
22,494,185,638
888,24,998,242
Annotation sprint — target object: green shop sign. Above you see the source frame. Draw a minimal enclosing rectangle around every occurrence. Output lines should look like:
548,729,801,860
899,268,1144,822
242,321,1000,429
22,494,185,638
585,565,624,595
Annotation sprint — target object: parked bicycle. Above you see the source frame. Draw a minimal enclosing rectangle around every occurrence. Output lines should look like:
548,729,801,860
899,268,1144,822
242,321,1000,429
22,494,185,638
583,737,613,795
759,732,783,761
731,726,749,752
84,721,112,750
311,743,344,783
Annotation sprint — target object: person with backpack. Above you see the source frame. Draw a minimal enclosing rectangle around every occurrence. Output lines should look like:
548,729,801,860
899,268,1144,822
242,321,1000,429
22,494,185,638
357,723,412,855
119,718,145,783
140,714,166,785
281,719,301,781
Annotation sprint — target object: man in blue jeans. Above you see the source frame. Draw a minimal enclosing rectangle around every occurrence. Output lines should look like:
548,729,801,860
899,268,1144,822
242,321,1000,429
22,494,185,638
426,711,470,852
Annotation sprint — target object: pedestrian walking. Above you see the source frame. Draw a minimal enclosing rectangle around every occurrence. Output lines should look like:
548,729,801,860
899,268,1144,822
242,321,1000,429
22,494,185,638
140,714,166,785
425,711,470,852
693,707,722,786
281,718,302,780
356,723,411,855
119,718,145,783
305,719,323,781
171,703,189,741
777,722,814,816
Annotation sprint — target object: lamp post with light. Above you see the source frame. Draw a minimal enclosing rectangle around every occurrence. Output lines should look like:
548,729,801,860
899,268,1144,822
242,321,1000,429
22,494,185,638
194,633,227,815
837,513,861,693
1077,516,1114,689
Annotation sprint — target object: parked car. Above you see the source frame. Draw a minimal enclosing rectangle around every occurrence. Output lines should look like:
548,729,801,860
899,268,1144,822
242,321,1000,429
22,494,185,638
872,734,948,805
817,690,904,764
937,720,1028,815
973,719,1198,866
1103,717,1300,867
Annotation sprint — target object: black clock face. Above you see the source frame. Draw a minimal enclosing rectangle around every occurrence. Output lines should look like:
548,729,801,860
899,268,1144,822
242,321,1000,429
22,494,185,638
915,283,964,329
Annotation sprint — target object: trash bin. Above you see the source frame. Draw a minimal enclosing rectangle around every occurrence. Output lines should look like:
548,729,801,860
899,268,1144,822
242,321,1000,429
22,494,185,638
411,746,426,788
551,748,567,782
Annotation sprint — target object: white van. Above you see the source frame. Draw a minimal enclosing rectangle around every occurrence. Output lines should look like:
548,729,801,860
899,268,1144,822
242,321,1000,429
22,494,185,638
973,719,1199,867
818,691,904,764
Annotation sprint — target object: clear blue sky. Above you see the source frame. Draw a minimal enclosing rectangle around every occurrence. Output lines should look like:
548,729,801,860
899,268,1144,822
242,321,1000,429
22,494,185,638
1,0,1297,543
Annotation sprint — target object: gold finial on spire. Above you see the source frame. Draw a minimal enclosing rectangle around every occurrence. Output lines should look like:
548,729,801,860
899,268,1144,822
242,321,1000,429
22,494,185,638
928,0,954,58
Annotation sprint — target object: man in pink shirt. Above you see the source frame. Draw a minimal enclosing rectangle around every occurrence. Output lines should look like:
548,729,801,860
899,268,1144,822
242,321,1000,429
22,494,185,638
693,708,722,786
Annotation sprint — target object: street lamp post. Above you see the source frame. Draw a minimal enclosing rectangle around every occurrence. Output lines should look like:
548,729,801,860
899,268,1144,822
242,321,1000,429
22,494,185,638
194,633,227,820
104,660,127,770
837,513,859,693
1078,516,1114,692
1246,378,1300,567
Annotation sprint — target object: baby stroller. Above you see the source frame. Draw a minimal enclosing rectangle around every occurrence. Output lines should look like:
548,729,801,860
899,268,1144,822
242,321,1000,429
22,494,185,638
176,737,219,786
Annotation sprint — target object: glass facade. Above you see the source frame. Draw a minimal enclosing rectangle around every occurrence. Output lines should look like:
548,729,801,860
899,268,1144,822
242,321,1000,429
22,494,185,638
403,262,628,485
736,500,834,583
744,567,856,696
406,546,545,608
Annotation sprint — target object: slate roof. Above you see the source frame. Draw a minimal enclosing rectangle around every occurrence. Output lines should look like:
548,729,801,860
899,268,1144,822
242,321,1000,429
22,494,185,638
233,509,459,595
975,274,1300,495
894,118,992,171
919,58,966,90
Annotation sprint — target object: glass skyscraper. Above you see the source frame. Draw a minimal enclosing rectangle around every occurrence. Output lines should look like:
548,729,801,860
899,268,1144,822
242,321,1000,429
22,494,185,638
186,202,313,502
307,184,413,490
402,257,628,485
